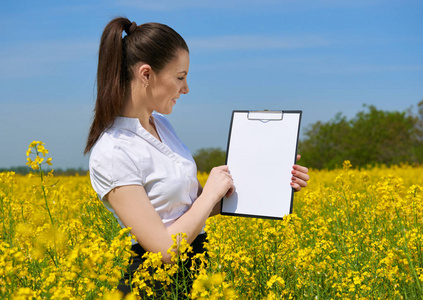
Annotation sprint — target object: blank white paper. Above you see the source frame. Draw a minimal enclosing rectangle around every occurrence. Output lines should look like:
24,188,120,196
221,110,301,219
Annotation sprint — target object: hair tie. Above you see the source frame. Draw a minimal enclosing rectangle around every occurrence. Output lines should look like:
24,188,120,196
125,21,137,36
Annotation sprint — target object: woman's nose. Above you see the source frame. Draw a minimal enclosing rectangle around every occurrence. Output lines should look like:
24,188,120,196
181,82,189,94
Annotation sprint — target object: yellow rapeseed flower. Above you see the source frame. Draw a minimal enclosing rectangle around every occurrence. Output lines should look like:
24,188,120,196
3,142,423,298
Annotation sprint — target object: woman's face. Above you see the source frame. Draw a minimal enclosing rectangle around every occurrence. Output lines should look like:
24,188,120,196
148,49,190,115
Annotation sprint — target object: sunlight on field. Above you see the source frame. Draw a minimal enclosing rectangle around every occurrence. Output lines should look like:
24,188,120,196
1,142,423,299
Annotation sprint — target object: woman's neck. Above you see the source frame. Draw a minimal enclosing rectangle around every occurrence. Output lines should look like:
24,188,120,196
121,82,152,129
121,84,161,142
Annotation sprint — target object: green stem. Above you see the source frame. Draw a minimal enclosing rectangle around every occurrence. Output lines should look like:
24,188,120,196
41,184,54,226
36,150,54,226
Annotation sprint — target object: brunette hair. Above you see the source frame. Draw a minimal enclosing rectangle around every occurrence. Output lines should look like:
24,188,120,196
84,17,189,154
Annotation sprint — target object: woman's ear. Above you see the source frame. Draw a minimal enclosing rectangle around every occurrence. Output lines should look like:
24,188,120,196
135,63,151,86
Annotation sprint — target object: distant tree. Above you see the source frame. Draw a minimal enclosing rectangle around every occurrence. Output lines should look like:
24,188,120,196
54,167,88,176
299,104,423,169
0,166,88,176
0,166,31,175
193,147,226,173
299,113,351,169
348,105,419,166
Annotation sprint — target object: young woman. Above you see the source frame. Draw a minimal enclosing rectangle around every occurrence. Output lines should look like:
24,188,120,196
85,17,310,295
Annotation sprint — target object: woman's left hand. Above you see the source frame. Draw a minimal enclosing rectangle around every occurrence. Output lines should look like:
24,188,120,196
291,154,309,192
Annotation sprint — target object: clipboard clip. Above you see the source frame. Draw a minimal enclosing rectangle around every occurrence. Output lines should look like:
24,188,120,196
247,110,283,122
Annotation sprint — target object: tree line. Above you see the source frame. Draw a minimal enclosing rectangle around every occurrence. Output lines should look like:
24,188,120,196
0,166,88,176
298,101,423,169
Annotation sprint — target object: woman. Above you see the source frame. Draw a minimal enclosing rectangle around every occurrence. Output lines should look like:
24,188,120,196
85,17,309,295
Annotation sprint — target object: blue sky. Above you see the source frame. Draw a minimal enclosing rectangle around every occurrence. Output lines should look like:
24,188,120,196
1,0,422,169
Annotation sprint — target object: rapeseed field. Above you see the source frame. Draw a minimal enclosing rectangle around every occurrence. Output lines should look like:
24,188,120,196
1,142,423,299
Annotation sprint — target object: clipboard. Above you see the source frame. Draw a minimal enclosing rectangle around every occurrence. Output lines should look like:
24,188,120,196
220,110,302,220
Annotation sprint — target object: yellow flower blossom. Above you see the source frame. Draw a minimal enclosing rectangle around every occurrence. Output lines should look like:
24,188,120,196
2,144,423,298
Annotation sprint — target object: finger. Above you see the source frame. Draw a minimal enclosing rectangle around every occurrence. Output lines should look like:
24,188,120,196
216,169,233,181
291,176,307,188
291,169,310,182
213,165,229,172
293,164,309,174
290,182,302,192
222,168,233,180
296,154,301,162
225,185,235,198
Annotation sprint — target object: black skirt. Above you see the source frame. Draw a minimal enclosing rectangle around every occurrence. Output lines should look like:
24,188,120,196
117,233,208,298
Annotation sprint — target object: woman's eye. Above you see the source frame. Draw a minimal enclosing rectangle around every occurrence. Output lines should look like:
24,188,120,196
178,77,185,81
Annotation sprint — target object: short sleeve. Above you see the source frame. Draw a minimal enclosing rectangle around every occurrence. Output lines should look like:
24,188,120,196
89,146,143,200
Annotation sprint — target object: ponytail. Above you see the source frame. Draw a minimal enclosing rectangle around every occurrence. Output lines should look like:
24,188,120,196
84,17,132,154
85,17,189,154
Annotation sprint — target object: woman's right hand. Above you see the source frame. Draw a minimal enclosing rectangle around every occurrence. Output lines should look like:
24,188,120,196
202,165,235,202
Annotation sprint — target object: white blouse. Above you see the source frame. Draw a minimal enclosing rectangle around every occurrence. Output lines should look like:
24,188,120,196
89,113,199,242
